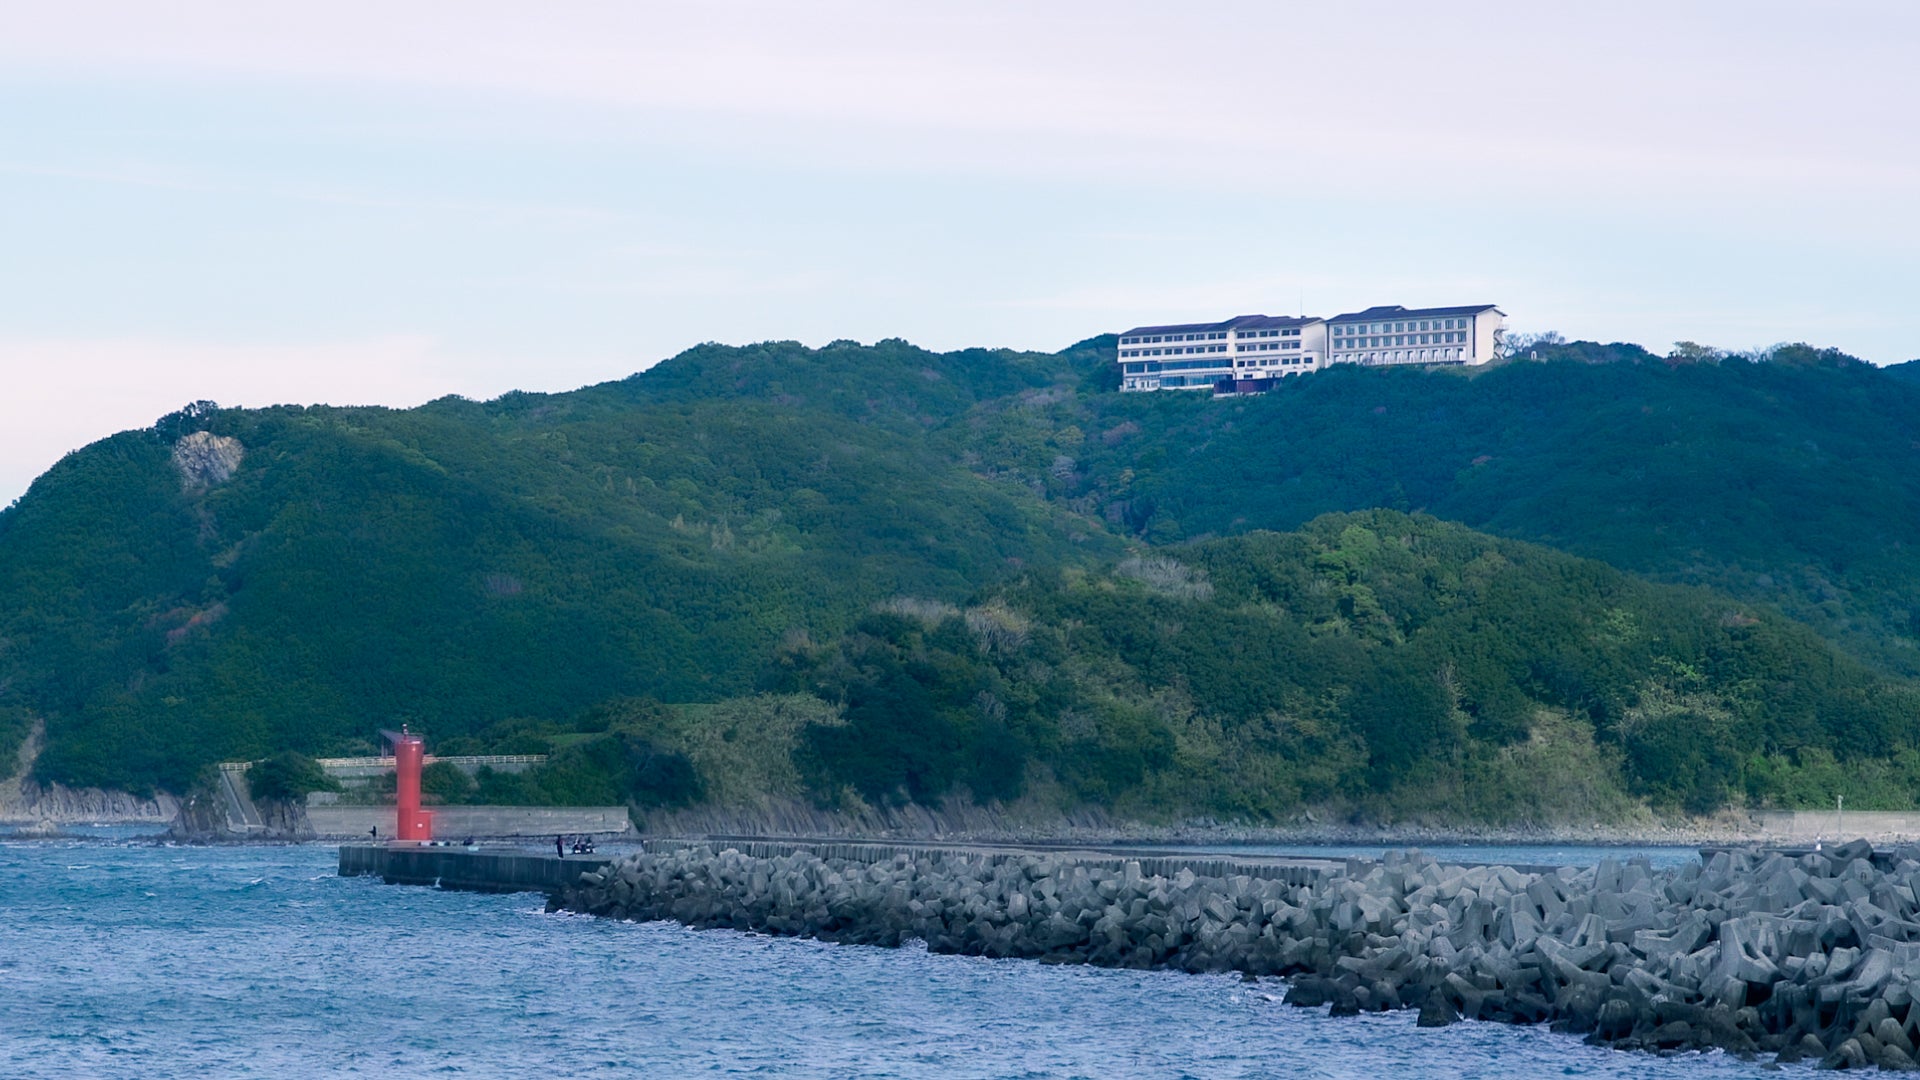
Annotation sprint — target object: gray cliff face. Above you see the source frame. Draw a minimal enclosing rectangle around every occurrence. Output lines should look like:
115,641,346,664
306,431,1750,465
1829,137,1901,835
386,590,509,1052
164,786,233,841
165,795,313,842
171,431,244,492
256,798,316,840
165,767,315,842
0,720,179,825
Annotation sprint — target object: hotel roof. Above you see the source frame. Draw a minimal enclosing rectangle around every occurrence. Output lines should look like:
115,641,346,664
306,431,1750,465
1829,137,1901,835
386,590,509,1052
1326,304,1501,323
1119,313,1320,337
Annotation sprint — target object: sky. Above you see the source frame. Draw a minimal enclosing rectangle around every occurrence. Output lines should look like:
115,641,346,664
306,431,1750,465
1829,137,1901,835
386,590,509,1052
2,1,1918,505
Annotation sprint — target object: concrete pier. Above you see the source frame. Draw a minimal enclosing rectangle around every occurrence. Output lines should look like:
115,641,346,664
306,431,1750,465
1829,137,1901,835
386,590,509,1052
644,836,1350,887
339,837,1352,897
338,844,611,894
311,804,631,839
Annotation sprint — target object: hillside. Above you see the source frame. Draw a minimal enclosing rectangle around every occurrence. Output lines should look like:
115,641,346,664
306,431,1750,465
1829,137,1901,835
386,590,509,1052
772,511,1919,821
4,334,1920,823
961,341,1920,676
0,341,1113,793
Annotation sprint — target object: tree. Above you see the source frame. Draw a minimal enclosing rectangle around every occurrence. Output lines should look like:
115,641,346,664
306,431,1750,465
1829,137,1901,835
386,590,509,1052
246,752,340,803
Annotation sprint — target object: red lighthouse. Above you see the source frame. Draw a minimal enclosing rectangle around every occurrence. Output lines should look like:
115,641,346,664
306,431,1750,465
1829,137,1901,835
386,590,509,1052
383,726,434,842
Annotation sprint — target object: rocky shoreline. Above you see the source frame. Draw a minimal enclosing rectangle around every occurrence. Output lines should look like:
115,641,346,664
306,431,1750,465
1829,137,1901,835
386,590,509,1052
556,839,1920,1070
0,721,179,828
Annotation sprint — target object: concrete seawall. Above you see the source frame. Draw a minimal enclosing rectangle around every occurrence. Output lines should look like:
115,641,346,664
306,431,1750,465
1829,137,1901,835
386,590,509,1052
338,844,611,893
644,837,1351,887
1757,811,1920,842
339,837,1348,895
311,805,631,839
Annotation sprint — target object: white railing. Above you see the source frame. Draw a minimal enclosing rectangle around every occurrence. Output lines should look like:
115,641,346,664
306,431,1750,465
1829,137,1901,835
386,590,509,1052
218,754,550,771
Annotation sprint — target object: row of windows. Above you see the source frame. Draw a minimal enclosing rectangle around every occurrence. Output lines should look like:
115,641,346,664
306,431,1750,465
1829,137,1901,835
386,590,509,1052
1120,330,1231,345
1235,356,1311,368
1335,331,1466,349
1348,347,1466,365
1121,326,1308,347
1126,318,1473,350
1118,339,1312,358
1122,358,1238,374
1120,343,1231,357
1123,362,1319,390
1334,316,1471,336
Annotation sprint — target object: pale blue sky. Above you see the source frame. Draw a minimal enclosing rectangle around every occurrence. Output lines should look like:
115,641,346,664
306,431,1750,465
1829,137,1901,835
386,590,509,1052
3,1,1918,504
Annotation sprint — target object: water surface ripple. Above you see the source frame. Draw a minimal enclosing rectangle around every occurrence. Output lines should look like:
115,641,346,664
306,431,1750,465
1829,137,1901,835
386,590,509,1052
1,837,1797,1078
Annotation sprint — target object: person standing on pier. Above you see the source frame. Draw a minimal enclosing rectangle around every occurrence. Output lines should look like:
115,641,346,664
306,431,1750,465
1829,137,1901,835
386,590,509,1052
555,834,564,858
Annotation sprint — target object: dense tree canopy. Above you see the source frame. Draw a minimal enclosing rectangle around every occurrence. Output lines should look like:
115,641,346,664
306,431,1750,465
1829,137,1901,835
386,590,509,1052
2,334,1918,823
778,513,1920,820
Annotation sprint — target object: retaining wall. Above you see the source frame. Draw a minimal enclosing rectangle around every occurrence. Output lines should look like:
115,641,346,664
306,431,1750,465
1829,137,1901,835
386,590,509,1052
338,844,611,893
1758,811,1920,841
643,837,1345,888
311,805,631,839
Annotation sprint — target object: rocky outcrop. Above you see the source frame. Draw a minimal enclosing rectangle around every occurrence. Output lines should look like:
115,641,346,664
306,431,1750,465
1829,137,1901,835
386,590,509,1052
556,840,1920,1069
0,720,178,825
171,431,244,492
164,766,314,842
164,783,235,841
255,798,315,840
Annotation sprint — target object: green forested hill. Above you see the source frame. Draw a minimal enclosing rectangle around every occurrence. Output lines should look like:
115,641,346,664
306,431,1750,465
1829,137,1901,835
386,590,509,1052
777,512,1919,820
962,343,1920,675
0,341,1111,792
3,335,1920,822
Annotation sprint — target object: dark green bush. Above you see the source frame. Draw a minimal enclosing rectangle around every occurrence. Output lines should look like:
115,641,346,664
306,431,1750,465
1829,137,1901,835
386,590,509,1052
246,752,340,803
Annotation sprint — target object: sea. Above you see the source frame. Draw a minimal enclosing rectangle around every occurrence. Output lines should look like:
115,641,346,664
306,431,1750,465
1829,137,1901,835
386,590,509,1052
1,828,1801,1078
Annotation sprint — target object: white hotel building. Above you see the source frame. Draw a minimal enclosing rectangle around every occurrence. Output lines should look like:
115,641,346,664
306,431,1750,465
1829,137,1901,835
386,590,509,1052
1116,304,1505,392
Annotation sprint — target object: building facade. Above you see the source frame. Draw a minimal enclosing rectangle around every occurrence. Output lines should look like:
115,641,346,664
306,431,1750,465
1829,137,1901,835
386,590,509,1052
1116,304,1503,392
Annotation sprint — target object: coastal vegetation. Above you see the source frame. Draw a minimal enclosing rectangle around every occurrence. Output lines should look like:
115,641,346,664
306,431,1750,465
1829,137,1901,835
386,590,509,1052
244,751,341,803
773,513,1917,821
3,334,1919,825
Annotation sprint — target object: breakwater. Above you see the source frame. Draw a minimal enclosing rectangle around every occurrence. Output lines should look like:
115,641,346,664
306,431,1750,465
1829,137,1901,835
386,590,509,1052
553,838,1920,1069
339,844,611,893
